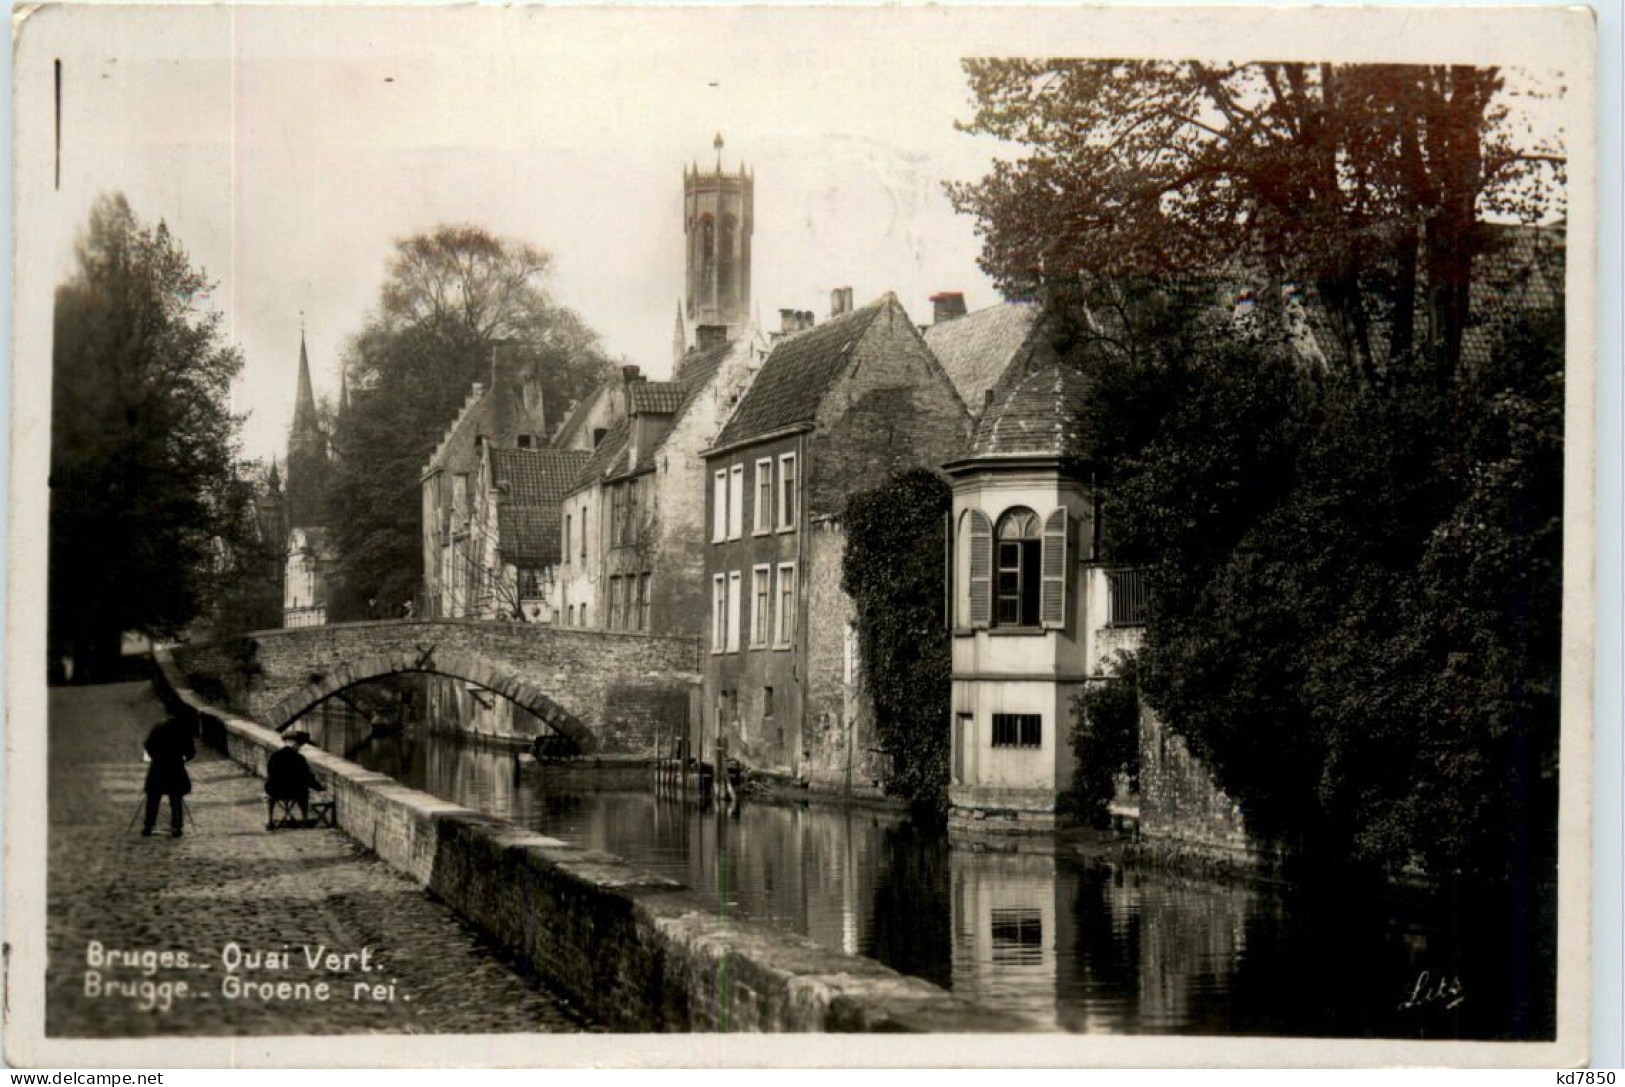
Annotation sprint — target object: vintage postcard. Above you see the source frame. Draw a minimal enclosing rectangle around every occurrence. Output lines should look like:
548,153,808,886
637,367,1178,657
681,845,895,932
5,2,1598,1068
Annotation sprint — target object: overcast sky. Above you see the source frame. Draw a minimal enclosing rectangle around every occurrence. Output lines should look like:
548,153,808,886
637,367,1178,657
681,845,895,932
28,6,1025,462
18,6,1581,465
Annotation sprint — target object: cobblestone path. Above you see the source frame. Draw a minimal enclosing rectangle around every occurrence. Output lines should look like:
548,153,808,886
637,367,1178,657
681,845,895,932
47,682,595,1037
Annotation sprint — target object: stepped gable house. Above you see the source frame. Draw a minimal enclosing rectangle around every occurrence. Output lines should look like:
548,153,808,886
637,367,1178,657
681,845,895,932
557,328,765,633
701,291,970,782
420,344,551,618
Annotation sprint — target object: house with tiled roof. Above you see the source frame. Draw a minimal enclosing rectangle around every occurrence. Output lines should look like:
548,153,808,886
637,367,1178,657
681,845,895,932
463,445,589,622
420,345,551,618
922,297,1055,420
556,330,767,634
701,292,970,783
940,353,1250,851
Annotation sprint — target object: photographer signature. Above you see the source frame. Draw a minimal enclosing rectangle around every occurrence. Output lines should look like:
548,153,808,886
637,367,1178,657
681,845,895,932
1398,970,1465,1013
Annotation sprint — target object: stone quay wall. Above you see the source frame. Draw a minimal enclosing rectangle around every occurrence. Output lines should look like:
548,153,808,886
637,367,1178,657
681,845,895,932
170,619,700,754
153,650,1037,1034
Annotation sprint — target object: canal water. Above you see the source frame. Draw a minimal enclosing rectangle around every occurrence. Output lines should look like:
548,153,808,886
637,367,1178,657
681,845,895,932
308,703,1554,1039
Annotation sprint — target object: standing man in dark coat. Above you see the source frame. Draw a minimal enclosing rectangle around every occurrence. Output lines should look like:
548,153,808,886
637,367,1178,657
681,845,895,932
265,730,325,829
141,716,195,837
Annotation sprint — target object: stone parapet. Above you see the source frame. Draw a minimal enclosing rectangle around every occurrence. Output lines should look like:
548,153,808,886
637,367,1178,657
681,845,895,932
153,650,1039,1034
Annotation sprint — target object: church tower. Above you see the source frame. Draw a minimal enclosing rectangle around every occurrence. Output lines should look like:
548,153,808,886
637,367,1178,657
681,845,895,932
683,134,753,341
284,325,329,530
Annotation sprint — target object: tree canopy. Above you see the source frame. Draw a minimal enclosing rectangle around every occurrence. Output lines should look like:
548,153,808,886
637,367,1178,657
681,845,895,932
952,62,1566,890
949,61,1565,377
325,225,616,618
50,194,252,679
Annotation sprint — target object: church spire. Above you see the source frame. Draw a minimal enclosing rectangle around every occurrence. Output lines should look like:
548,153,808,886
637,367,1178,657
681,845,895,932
292,323,319,436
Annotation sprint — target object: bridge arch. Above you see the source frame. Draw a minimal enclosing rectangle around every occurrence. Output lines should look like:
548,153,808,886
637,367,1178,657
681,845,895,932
261,647,596,752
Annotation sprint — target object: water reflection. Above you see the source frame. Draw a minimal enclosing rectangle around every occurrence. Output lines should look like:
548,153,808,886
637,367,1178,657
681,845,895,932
306,698,1552,1038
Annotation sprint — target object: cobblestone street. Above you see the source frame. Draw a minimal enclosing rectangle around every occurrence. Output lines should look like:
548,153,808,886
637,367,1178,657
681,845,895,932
46,681,594,1037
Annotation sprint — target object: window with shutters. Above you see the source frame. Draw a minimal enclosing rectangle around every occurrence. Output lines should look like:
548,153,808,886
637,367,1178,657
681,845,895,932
965,509,992,627
1040,507,1070,629
994,508,1041,627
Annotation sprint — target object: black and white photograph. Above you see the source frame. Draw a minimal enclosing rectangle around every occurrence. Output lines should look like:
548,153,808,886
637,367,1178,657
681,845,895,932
4,3,1599,1067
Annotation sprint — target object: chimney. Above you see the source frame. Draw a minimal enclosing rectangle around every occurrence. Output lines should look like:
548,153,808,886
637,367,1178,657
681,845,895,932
696,325,730,351
830,287,853,317
930,291,967,324
779,309,799,335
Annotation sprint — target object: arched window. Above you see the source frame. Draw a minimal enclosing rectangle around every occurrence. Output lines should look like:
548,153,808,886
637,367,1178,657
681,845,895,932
995,507,1041,626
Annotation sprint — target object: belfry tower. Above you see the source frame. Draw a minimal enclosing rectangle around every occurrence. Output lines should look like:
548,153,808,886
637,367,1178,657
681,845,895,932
683,133,754,343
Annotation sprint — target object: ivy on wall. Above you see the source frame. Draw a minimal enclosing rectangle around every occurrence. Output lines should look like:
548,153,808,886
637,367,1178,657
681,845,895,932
840,469,953,811
1066,650,1141,828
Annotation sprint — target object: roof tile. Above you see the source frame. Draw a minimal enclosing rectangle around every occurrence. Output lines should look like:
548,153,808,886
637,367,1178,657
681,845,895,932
712,299,888,448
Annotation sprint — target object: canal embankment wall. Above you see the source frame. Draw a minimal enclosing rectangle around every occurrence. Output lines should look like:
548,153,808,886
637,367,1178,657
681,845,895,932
152,649,1038,1033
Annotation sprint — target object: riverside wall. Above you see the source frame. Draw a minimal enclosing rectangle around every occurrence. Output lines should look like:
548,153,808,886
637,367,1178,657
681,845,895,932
152,650,1036,1034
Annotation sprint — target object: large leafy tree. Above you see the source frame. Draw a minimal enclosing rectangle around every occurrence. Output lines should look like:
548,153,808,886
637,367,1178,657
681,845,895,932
952,62,1566,890
326,225,615,618
50,194,251,680
949,61,1564,378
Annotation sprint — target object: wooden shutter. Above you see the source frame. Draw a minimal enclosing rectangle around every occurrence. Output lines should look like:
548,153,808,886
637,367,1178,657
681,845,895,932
1041,507,1069,629
967,509,992,628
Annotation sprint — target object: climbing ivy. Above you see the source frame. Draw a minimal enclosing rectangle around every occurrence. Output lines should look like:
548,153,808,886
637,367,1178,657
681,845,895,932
841,469,952,811
1066,651,1142,828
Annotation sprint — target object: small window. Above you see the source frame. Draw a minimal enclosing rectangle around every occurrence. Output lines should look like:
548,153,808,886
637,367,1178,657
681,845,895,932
711,574,727,652
727,570,743,652
763,686,774,719
580,602,589,627
712,470,728,542
995,508,1041,626
728,464,745,540
564,513,572,564
777,454,798,530
775,563,796,647
517,435,533,449
751,565,772,647
579,504,588,561
568,604,576,627
991,713,1042,749
990,907,1044,966
637,573,651,631
754,458,773,534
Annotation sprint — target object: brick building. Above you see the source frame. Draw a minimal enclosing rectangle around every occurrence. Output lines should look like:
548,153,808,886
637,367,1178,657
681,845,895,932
701,292,970,779
420,345,551,617
557,332,766,633
470,445,588,622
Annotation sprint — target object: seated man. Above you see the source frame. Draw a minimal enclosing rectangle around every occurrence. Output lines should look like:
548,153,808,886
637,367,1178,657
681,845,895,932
265,730,325,829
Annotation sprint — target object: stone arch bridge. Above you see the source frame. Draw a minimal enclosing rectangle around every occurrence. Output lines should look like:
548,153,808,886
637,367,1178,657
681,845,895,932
170,619,701,754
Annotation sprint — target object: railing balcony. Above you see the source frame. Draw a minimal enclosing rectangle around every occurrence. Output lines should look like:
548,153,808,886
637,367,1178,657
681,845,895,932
1106,568,1149,627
